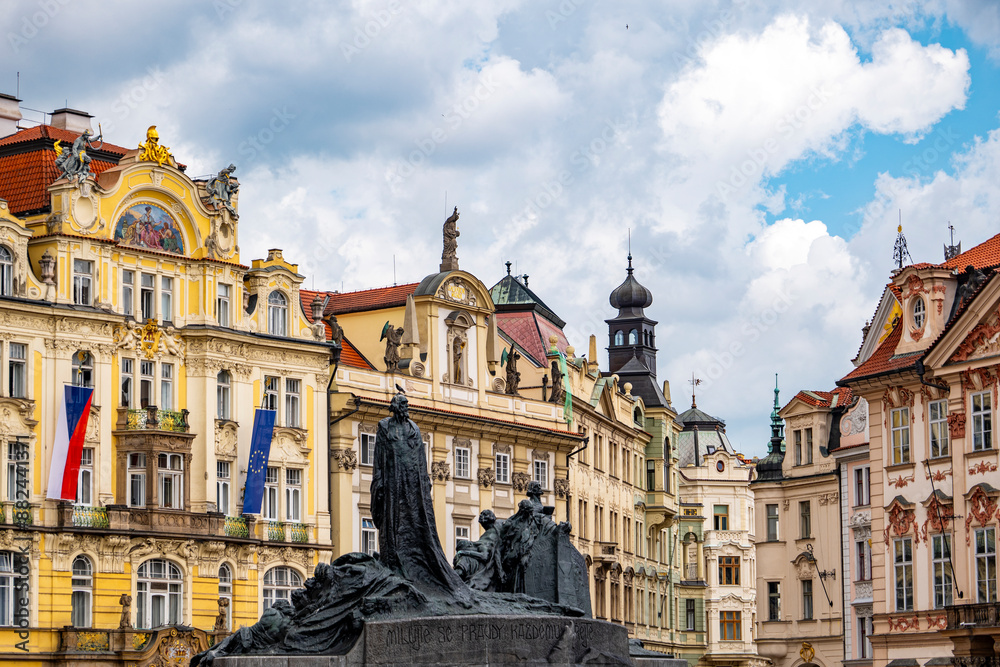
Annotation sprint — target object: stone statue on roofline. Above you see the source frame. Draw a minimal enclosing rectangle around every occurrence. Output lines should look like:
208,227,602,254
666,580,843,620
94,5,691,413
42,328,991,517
206,163,239,215
54,127,103,184
440,206,460,272
380,322,403,371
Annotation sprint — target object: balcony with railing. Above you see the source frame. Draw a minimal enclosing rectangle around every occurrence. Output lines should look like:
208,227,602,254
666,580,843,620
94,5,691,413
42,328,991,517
73,505,110,528
593,540,619,564
116,406,190,433
947,602,1000,629
224,515,249,538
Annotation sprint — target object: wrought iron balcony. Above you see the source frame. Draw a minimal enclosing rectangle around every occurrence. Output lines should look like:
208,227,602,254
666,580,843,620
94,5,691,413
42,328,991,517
116,406,190,433
266,521,286,541
287,522,310,543
947,602,1000,629
224,515,249,538
73,505,110,528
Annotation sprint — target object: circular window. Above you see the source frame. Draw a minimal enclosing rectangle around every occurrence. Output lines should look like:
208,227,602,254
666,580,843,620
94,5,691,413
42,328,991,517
716,460,725,472
913,298,926,329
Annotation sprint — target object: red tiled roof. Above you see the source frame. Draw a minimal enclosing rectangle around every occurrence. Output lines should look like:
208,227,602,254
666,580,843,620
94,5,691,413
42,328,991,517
496,311,568,367
942,233,1000,271
840,321,919,383
300,284,418,318
0,125,129,215
789,387,854,409
340,337,374,370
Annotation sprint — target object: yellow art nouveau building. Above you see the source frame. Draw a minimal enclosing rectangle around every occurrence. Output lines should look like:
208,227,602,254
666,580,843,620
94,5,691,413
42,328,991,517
0,108,334,665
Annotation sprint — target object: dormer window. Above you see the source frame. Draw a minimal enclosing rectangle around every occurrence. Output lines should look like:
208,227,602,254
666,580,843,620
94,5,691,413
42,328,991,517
268,292,287,336
913,297,925,329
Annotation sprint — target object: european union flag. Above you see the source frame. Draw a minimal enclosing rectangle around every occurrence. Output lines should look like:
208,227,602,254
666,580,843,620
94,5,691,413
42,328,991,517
242,408,276,515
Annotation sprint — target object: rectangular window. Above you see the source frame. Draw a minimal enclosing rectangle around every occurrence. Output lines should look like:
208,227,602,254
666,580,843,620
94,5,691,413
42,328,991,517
891,407,911,464
933,533,953,608
802,579,813,619
805,427,813,464
766,504,779,541
854,466,870,506
929,399,950,457
0,552,29,627
140,273,155,321
972,391,993,451
720,610,741,641
72,259,92,305
160,276,172,322
799,500,811,539
495,452,510,484
714,505,729,531
157,453,183,509
217,283,231,327
120,358,134,408
454,446,470,479
858,614,872,659
7,343,25,399
718,556,740,585
285,468,301,522
794,429,802,465
455,525,470,541
685,599,696,630
767,582,780,621
263,376,279,412
216,372,230,420
359,432,375,466
284,378,300,428
217,461,231,516
263,467,279,520
894,537,914,611
856,539,872,581
160,363,173,411
75,447,93,506
976,527,997,603
361,518,377,555
5,441,26,503
128,453,146,507
533,458,548,489
140,360,154,408
122,270,134,316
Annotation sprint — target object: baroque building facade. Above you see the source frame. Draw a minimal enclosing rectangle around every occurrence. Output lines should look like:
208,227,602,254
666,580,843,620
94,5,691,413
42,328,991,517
0,107,334,665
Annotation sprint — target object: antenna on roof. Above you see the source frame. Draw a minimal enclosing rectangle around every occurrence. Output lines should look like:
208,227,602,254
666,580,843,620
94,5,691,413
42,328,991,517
16,72,19,99
393,255,397,286
893,210,912,270
944,221,961,261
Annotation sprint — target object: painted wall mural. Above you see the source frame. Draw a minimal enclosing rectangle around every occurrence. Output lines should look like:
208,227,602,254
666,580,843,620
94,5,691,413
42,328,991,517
114,203,184,254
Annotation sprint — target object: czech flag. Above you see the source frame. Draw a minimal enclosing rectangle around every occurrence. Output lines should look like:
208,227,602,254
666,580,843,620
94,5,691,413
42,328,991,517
46,385,94,501
242,408,277,515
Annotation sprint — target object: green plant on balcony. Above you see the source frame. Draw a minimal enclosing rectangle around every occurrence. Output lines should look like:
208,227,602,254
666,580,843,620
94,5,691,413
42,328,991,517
224,515,249,538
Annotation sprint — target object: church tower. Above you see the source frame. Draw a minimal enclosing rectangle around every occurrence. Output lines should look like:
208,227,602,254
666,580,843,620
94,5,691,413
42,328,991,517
606,254,667,407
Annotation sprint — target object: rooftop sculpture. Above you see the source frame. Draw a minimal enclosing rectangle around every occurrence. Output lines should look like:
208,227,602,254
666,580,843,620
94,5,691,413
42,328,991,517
54,127,103,184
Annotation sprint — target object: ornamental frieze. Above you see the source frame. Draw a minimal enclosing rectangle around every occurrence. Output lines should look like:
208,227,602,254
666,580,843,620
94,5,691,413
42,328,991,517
965,486,999,545
511,472,530,493
431,461,451,482
951,310,1000,363
258,545,315,572
477,467,495,489
436,277,478,307
554,478,570,499
883,501,918,546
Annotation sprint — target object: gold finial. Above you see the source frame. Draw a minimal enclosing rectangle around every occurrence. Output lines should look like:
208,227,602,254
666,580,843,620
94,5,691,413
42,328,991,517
138,125,173,167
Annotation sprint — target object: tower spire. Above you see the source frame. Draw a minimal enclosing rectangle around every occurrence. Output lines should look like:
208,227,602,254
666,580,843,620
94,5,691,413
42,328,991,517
689,373,702,409
770,373,783,442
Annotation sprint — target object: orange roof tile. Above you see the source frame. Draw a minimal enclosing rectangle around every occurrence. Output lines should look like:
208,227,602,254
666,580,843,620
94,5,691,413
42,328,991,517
788,387,854,409
0,124,129,152
840,322,919,383
340,337,374,370
300,284,418,318
942,233,1000,271
495,311,569,367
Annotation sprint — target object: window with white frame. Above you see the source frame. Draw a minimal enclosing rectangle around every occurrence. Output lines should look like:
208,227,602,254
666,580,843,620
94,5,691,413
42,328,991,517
122,269,134,316
140,273,155,321
913,297,926,329
976,527,997,603
894,537,913,611
140,360,154,408
160,276,172,322
285,378,300,428
854,466,870,506
217,461,231,516
128,453,146,507
217,564,232,631
72,259,92,305
263,467,279,520
495,452,510,484
73,351,93,388
0,552,27,627
5,440,26,503
71,555,93,628
216,370,231,420
533,458,548,489
933,533,953,608
263,566,302,611
856,539,871,581
359,430,375,466
454,445,470,479
766,504,779,541
136,559,183,629
285,468,301,522
263,376,279,412
160,363,173,411
121,358,134,408
0,247,11,297
157,453,183,509
794,429,802,465
929,399,949,457
76,447,93,506
890,407,910,464
972,391,993,451
456,525,470,541
268,292,288,336
858,613,872,659
7,343,25,399
801,579,813,619
217,284,231,327
361,518,377,555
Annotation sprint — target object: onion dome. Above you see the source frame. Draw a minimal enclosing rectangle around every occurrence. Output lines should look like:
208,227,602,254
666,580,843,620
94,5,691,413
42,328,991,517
609,254,653,317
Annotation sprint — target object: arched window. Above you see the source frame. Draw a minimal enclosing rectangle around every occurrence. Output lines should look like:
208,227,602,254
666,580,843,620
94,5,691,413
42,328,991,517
217,370,231,420
628,329,638,345
263,566,302,611
267,292,287,337
72,351,93,388
913,297,926,329
634,407,643,425
71,555,93,627
136,559,183,628
0,246,12,297
614,330,624,346
218,563,232,631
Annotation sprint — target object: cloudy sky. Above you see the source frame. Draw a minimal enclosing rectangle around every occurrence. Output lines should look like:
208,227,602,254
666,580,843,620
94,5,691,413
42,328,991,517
5,0,1000,456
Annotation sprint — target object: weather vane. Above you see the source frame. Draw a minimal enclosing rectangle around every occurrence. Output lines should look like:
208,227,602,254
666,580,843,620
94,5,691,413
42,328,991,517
689,373,702,409
893,210,912,269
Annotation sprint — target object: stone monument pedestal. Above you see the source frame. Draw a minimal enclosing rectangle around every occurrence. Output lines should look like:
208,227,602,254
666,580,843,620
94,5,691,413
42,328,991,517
212,614,679,666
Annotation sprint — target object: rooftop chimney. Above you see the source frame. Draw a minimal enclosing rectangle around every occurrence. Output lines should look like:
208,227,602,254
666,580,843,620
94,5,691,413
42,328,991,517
0,94,22,138
50,107,93,134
